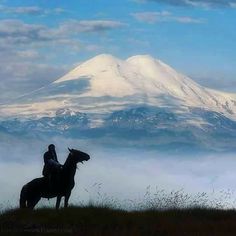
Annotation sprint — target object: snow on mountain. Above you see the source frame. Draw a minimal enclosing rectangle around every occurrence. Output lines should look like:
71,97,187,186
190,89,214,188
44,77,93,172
55,54,136,97
1,54,236,121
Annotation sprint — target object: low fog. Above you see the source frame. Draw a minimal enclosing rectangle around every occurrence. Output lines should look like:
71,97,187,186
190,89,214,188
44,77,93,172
1,137,236,209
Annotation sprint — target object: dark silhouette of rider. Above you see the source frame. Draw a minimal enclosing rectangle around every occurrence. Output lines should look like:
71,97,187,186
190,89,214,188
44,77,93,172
42,144,61,180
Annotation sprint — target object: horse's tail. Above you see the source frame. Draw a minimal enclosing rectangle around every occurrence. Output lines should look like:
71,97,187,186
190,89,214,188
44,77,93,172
20,185,28,208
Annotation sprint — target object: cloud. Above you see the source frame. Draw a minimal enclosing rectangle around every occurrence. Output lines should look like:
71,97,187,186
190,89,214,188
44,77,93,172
1,139,236,209
0,60,68,103
131,11,205,24
0,20,53,46
0,5,66,16
85,44,103,52
0,19,125,61
174,16,205,24
0,19,125,47
0,18,125,54
0,19,126,102
143,0,236,8
0,19,126,61
131,11,170,23
16,49,40,59
230,2,236,7
56,20,126,34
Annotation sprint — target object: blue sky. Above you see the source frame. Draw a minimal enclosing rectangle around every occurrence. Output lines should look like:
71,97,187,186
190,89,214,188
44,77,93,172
0,0,236,102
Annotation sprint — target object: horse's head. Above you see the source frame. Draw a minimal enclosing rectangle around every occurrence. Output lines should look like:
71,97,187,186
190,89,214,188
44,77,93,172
68,148,90,164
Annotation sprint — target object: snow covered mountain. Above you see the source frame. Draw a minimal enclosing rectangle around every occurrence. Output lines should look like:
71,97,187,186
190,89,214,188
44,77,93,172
1,54,236,120
1,54,236,151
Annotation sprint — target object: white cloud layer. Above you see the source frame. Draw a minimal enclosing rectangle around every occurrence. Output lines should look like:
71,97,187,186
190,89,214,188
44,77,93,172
1,138,236,209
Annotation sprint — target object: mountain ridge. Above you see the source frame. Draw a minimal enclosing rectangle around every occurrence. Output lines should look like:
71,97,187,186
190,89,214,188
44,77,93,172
1,54,236,151
1,54,236,121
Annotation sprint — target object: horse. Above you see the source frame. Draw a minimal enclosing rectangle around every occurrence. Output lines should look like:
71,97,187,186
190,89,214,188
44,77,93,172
20,148,90,209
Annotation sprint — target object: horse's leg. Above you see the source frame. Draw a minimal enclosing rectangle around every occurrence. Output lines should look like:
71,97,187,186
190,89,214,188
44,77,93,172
28,197,41,209
64,191,71,208
56,196,62,210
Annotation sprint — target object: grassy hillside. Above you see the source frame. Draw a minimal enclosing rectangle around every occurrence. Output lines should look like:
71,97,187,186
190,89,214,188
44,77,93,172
1,206,236,236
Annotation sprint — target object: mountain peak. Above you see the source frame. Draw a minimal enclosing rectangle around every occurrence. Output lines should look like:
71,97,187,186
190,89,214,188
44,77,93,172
127,54,173,74
54,54,123,84
55,54,166,85
127,54,155,62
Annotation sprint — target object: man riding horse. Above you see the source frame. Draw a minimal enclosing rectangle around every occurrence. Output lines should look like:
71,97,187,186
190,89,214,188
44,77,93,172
42,144,62,185
20,147,90,209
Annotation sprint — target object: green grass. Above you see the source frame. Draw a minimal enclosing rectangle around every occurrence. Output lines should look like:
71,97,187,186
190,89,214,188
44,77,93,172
1,206,236,235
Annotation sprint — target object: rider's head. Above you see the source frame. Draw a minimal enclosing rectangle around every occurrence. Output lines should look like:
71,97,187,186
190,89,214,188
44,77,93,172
48,144,55,152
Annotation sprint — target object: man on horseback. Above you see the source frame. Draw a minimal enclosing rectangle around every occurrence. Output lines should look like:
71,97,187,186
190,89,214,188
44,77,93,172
20,148,90,209
42,144,62,186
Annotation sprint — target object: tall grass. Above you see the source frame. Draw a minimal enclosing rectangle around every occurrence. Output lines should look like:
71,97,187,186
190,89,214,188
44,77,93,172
79,184,236,210
1,188,236,235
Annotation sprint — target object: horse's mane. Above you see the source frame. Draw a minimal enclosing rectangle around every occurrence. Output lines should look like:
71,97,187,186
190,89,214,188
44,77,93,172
63,153,73,167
